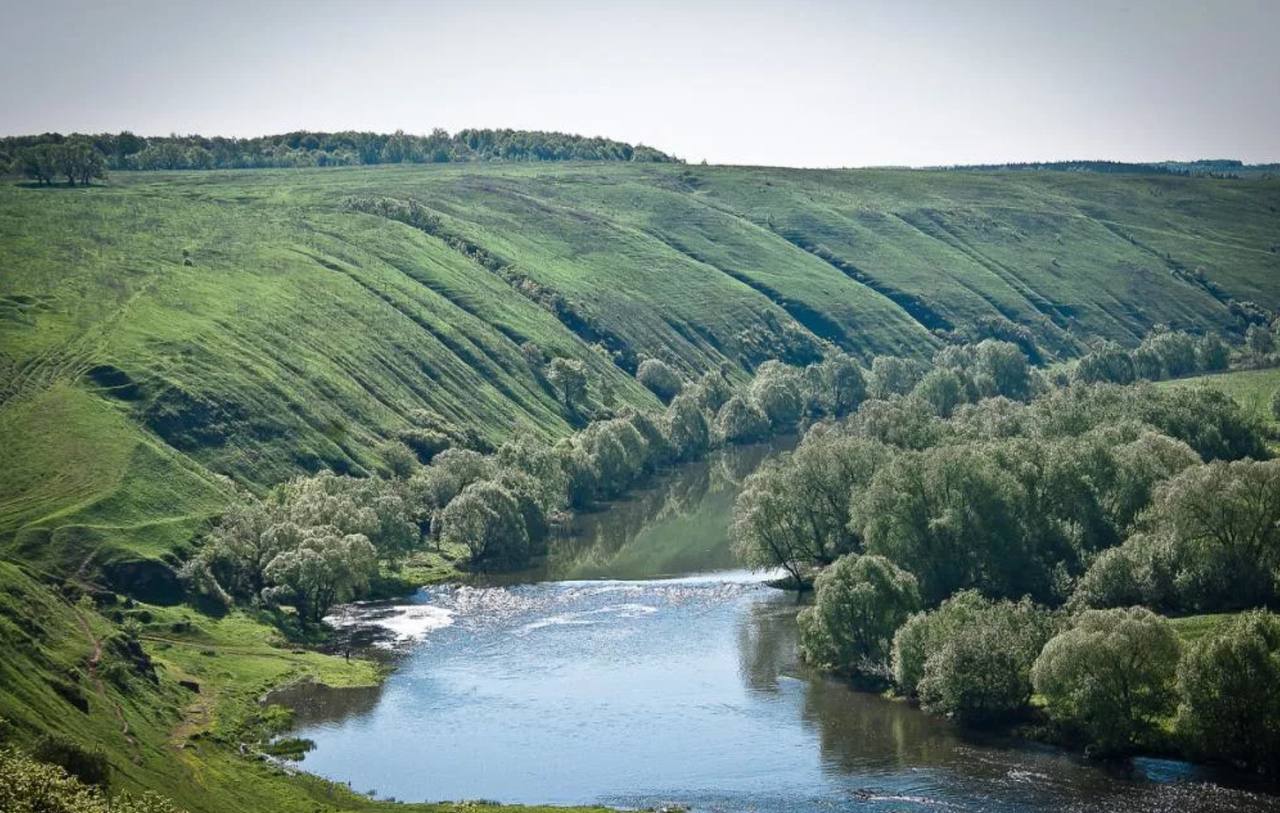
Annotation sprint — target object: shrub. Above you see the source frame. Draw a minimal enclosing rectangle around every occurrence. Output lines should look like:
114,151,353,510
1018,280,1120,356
1069,533,1174,610
1246,323,1275,362
797,554,920,681
261,529,378,622
547,357,588,411
397,428,451,462
749,361,804,428
807,352,867,416
1031,607,1180,753
690,368,734,413
855,442,1045,603
867,356,924,399
893,590,987,697
439,480,530,570
918,618,1046,724
1073,341,1136,385
1146,460,1280,611
912,367,966,417
716,394,770,443
377,439,417,479
894,592,1053,723
30,735,110,787
0,746,182,813
664,392,710,461
973,339,1032,400
636,358,684,402
1176,611,1280,775
1195,334,1230,372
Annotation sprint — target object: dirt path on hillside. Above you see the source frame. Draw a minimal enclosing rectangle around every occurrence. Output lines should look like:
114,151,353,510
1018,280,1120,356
72,604,137,750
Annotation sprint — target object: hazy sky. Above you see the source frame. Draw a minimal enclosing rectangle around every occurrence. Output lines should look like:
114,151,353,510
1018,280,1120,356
3,0,1278,167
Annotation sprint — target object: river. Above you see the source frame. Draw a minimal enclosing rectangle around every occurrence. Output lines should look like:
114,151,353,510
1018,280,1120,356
276,438,1277,812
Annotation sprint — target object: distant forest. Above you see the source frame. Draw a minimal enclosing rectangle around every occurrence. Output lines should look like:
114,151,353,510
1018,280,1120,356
938,158,1280,179
0,128,677,175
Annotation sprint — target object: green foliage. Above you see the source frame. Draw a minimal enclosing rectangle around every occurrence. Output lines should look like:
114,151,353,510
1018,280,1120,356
496,435,571,513
690,369,734,414
439,480,530,571
1196,334,1231,372
14,139,107,186
731,434,889,583
547,357,589,413
1134,329,1199,380
31,734,110,787
893,591,1054,725
1246,323,1275,363
1175,610,1280,774
2,158,1280,808
973,339,1033,400
0,747,184,813
664,392,710,461
797,554,921,680
854,441,1046,603
1033,383,1269,461
1075,459,1280,612
715,394,771,443
804,352,867,417
867,356,925,400
378,439,418,479
915,598,1054,724
748,361,804,429
1074,341,1137,384
912,367,967,417
183,471,416,616
261,529,378,622
1,129,675,173
1032,608,1181,753
1075,329,1234,386
4,162,1275,597
636,358,684,403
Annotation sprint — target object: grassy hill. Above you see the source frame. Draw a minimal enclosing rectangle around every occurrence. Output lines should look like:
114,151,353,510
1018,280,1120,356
2,163,1278,583
1,161,1279,810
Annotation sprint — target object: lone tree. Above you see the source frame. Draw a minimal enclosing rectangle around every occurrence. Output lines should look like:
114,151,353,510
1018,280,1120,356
547,357,588,413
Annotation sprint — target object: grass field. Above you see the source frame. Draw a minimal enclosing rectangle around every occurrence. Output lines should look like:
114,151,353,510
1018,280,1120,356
2,163,1279,810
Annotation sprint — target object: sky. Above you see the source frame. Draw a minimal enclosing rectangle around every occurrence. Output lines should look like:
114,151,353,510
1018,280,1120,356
2,0,1278,167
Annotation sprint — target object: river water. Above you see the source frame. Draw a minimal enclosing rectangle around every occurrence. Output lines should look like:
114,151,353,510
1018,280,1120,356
278,439,1277,812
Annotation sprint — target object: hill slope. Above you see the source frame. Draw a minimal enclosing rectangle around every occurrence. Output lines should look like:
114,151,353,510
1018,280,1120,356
2,163,1278,583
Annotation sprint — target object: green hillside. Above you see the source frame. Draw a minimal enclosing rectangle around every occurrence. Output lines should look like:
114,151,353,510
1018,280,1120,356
2,163,1279,584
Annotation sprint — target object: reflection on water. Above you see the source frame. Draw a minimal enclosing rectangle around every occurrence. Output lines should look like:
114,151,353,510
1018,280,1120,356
280,440,1278,812
531,436,795,581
